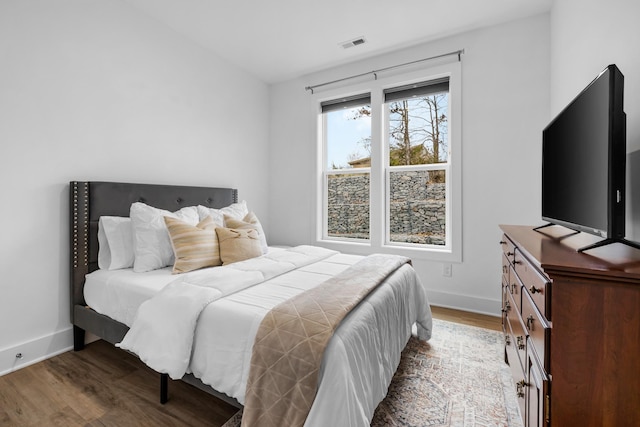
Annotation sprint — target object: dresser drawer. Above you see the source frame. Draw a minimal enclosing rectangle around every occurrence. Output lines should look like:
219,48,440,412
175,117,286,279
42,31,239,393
527,346,550,427
500,234,516,261
522,290,550,371
502,276,509,336
502,253,511,284
508,265,522,313
504,321,520,376
504,321,527,426
502,276,514,317
507,291,527,370
514,249,551,320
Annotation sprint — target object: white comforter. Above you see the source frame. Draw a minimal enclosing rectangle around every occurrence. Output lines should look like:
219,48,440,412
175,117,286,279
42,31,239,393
111,246,432,426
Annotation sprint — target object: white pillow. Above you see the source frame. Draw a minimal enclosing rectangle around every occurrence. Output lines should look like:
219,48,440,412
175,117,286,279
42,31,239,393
130,202,199,272
98,216,134,270
197,200,248,224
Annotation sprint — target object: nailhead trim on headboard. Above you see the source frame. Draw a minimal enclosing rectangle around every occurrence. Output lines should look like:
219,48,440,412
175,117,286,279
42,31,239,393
73,182,77,268
83,183,88,267
71,181,89,268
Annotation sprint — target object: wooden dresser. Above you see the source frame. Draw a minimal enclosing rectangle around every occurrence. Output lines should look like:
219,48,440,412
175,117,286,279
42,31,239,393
499,224,640,427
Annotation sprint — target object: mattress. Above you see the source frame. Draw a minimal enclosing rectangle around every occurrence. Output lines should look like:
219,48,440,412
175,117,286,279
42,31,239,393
84,248,432,426
84,267,175,327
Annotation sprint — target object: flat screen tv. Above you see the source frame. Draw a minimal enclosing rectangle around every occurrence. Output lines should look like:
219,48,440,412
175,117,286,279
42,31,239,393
540,64,639,252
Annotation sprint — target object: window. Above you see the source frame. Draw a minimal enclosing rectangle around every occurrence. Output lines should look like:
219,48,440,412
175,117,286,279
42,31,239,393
322,94,371,241
316,62,461,261
385,78,449,247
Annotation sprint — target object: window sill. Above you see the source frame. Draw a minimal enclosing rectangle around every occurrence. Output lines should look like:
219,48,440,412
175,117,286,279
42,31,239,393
315,238,461,263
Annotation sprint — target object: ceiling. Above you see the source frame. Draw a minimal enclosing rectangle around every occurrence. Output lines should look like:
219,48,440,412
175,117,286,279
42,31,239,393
123,0,552,84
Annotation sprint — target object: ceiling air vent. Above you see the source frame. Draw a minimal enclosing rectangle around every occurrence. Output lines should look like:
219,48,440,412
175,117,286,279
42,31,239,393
340,37,366,49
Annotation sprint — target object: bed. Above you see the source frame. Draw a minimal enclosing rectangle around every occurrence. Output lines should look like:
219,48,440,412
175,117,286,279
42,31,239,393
70,181,432,426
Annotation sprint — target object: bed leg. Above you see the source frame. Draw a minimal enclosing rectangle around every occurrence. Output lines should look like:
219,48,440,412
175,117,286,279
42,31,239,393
73,326,85,351
160,373,169,404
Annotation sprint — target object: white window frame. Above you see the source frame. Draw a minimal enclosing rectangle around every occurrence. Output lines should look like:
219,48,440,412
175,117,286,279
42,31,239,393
313,61,462,262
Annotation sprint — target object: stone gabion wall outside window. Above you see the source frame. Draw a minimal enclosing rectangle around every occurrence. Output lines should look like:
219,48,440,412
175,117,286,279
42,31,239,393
327,174,370,239
327,170,446,244
389,170,446,245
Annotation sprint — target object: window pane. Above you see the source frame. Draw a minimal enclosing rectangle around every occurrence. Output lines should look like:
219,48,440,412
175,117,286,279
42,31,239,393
388,92,448,166
326,105,371,170
389,169,446,245
327,172,370,239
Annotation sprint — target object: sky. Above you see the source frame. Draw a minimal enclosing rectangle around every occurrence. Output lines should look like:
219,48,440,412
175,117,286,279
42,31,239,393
325,94,449,169
325,107,371,169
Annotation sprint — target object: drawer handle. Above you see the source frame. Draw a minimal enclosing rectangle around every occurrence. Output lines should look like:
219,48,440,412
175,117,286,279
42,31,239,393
516,379,528,398
511,283,518,294
517,335,525,350
507,251,514,257
505,335,511,346
529,286,542,294
502,300,511,313
500,240,507,245
526,314,535,331
545,394,551,423
514,260,522,265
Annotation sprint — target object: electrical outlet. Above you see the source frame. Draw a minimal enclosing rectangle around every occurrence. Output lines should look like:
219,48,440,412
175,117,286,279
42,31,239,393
442,263,452,277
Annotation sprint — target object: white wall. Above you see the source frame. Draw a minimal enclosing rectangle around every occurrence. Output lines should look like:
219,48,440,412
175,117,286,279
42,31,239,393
13,0,628,376
269,14,550,315
550,0,640,240
0,0,269,375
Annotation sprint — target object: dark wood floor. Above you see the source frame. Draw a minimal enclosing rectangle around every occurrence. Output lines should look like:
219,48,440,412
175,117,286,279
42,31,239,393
0,341,238,427
0,307,500,427
431,305,501,331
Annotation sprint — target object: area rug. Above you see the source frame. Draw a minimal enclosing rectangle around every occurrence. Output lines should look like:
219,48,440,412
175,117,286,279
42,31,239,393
222,318,523,427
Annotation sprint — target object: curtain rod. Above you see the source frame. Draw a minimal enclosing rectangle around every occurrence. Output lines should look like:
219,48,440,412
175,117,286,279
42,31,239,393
305,49,464,94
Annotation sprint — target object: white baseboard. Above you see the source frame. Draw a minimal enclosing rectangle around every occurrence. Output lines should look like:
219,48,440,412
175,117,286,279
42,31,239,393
427,289,501,317
0,327,74,377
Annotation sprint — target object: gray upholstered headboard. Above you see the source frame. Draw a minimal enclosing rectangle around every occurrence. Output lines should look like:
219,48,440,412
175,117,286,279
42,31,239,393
70,181,238,311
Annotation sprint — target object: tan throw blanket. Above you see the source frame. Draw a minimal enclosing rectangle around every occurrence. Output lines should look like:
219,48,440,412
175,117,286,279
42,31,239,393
241,254,411,427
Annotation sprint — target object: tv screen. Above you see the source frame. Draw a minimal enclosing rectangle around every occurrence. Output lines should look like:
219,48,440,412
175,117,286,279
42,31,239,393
541,64,626,241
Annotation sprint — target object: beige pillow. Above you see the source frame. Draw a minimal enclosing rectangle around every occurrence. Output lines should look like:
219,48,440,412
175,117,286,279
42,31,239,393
164,215,222,274
216,227,263,265
223,212,268,254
